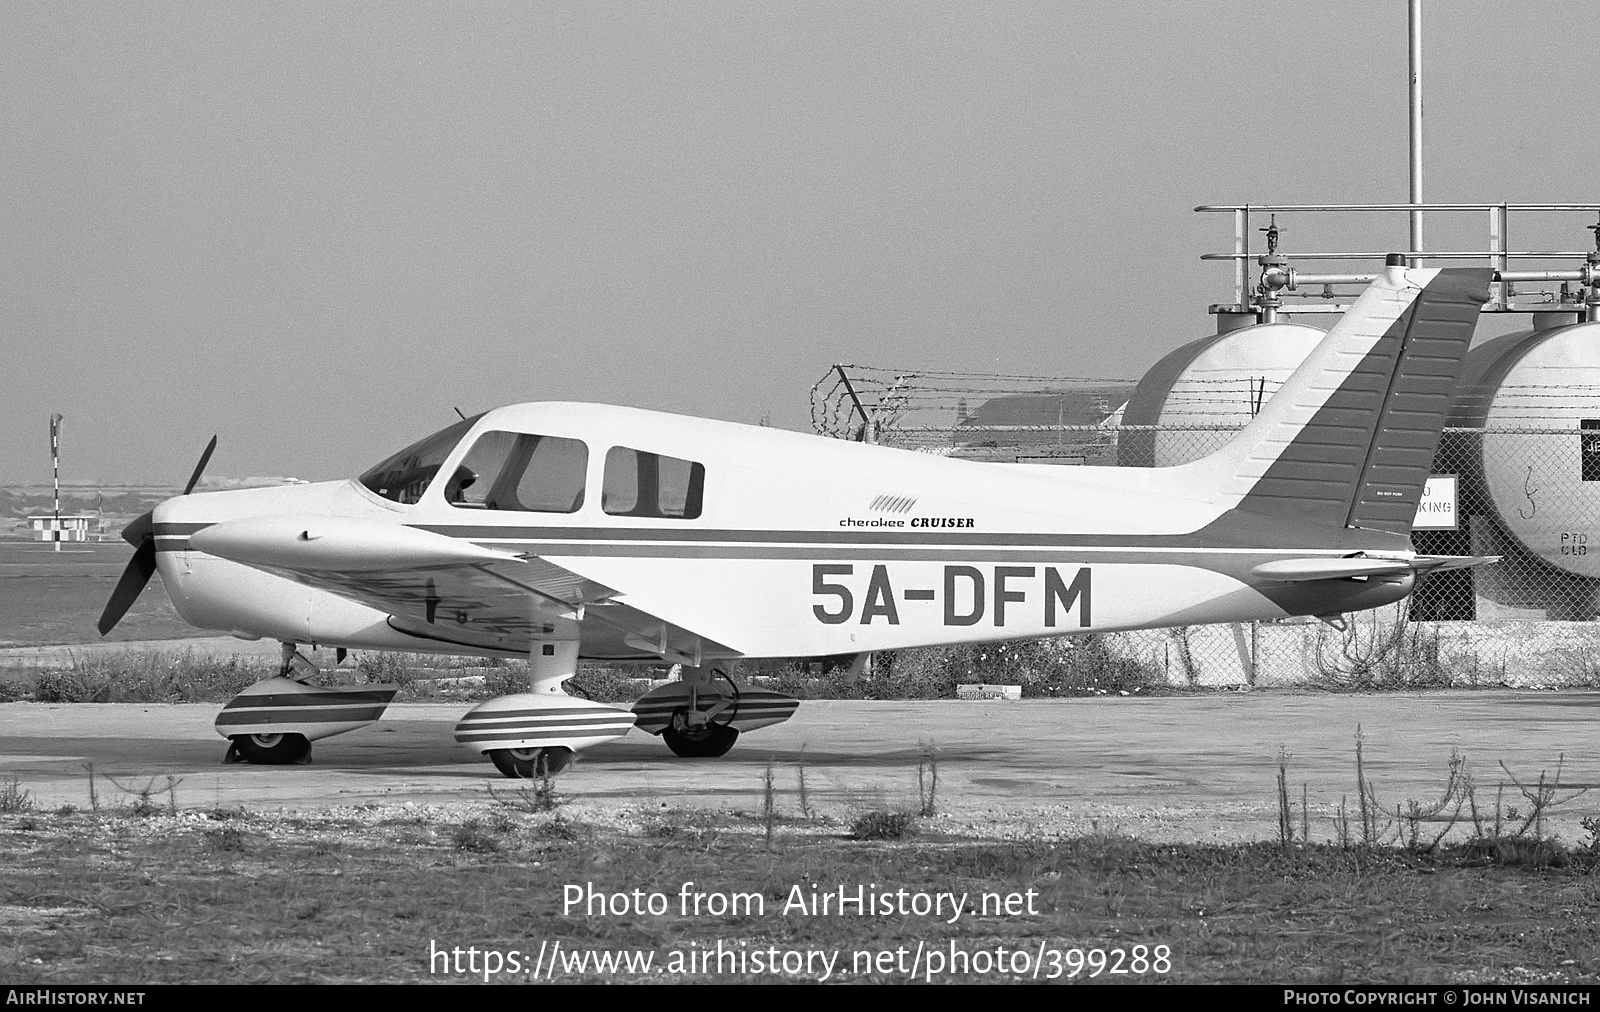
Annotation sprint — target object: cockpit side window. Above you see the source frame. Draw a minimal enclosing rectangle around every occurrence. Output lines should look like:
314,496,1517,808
449,431,589,513
602,447,704,519
358,415,483,505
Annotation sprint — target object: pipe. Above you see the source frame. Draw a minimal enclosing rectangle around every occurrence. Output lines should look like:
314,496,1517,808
1409,0,1423,265
1196,203,1600,213
1202,250,1593,261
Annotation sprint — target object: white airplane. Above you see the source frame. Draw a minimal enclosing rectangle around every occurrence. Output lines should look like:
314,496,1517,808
98,263,1493,777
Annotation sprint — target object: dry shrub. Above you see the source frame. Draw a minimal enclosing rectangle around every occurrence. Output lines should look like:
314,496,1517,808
850,810,915,841
32,651,271,703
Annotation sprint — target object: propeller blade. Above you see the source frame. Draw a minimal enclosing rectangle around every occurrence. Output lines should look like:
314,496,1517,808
97,538,157,636
183,435,218,496
120,509,154,548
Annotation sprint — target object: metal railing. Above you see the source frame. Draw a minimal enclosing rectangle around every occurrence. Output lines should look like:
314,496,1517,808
1195,202,1600,313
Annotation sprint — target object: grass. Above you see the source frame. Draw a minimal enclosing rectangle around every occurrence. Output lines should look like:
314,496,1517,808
0,802,1594,984
1,729,1597,984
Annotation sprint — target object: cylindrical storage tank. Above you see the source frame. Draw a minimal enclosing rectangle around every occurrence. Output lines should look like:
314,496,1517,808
1430,321,1600,618
1117,322,1325,467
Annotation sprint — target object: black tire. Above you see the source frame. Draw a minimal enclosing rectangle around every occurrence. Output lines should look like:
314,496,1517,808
488,747,574,779
662,722,739,758
230,732,311,765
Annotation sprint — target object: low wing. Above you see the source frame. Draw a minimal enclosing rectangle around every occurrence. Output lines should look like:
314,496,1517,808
1250,554,1499,583
189,514,736,662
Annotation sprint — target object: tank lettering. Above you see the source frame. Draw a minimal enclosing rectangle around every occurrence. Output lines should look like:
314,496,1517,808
1560,532,1588,556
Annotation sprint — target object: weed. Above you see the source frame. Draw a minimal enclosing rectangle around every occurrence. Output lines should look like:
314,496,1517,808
0,777,35,813
487,776,561,814
1335,794,1352,850
206,825,246,852
1353,726,1393,847
757,661,868,700
1301,784,1309,845
566,666,648,703
488,809,518,834
34,650,270,703
536,816,578,842
796,745,813,821
917,741,939,817
1311,603,1454,689
1392,749,1479,853
355,651,409,684
1276,749,1294,849
761,764,777,849
1029,635,1165,696
642,808,720,845
82,761,99,813
1459,835,1570,868
861,637,1162,699
104,774,167,817
452,818,501,854
850,810,915,841
1579,817,1600,855
1496,755,1589,840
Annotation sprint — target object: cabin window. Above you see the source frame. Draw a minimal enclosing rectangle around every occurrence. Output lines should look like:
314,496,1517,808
449,432,589,513
601,447,704,519
358,415,483,505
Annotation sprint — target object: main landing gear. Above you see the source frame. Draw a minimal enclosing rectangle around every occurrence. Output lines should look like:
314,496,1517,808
453,640,637,779
662,719,739,758
631,666,799,758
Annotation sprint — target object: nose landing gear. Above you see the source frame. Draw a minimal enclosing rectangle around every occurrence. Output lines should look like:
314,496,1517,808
225,732,313,765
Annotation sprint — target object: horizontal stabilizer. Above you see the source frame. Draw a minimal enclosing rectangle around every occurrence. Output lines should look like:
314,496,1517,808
1251,555,1499,583
1410,555,1500,574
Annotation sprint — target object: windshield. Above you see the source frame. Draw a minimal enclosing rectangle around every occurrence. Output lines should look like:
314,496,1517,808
357,415,484,504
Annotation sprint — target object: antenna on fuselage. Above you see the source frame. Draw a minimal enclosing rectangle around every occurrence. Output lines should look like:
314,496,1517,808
452,407,466,421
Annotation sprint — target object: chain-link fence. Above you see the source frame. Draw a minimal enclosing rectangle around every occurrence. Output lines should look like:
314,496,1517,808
810,386,1600,687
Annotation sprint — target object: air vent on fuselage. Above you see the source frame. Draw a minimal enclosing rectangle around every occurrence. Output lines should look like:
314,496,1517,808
869,495,917,514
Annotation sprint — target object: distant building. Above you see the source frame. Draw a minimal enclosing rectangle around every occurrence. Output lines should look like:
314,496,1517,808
28,515,95,542
952,386,1136,464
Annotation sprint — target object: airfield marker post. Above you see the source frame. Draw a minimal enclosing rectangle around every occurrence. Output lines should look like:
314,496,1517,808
49,413,62,552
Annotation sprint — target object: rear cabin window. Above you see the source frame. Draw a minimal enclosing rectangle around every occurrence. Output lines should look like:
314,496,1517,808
602,447,704,519
447,432,589,513
358,415,483,505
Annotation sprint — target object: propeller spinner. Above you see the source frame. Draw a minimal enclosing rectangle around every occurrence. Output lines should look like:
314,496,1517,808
97,436,216,636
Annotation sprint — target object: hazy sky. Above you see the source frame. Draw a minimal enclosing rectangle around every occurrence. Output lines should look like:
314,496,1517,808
4,2,1597,484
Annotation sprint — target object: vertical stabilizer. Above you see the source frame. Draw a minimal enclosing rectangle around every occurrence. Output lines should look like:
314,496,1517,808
1171,266,1491,536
